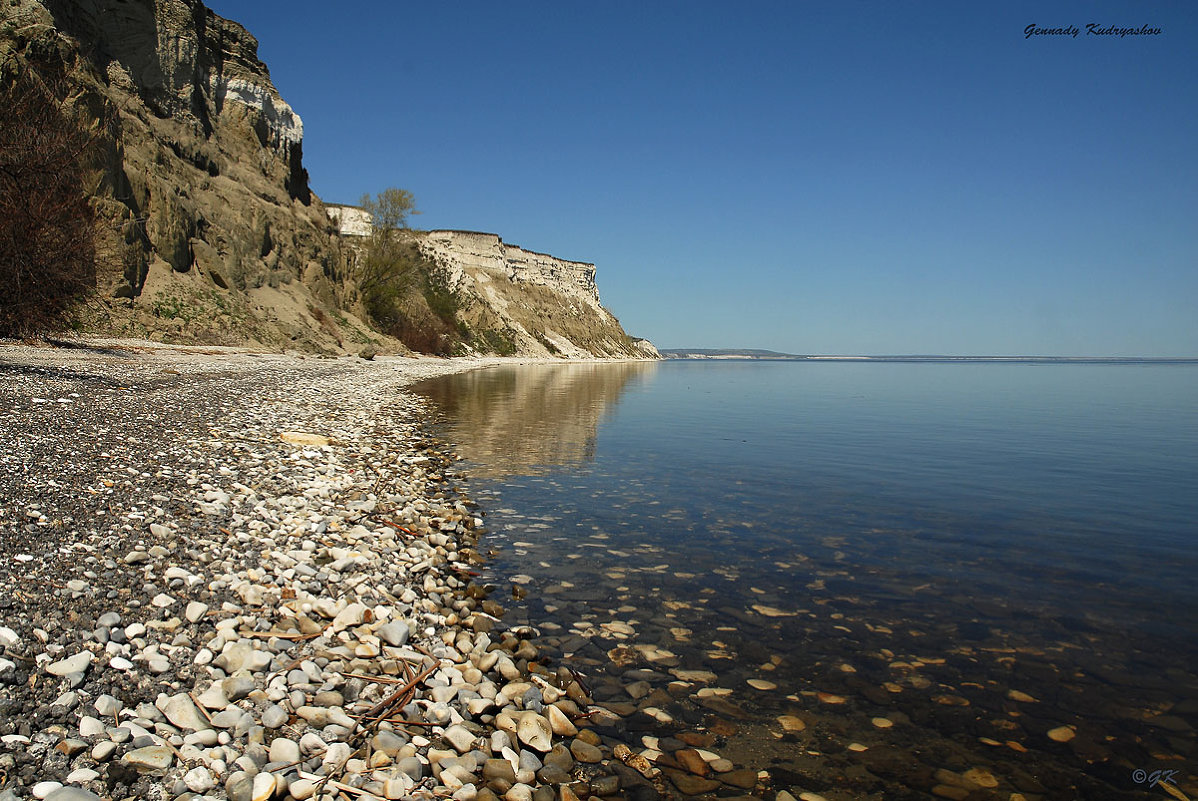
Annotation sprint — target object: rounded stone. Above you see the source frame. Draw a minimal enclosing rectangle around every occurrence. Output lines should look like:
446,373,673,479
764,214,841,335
185,601,210,623
312,690,344,707
261,705,288,729
517,714,553,753
675,749,709,776
545,705,577,737
569,739,602,763
222,676,257,701
373,730,407,756
184,767,216,793
46,789,105,801
777,715,805,732
1047,726,1075,743
397,756,424,781
225,772,254,801
669,773,720,795
268,737,301,764
590,775,620,796
444,724,478,754
289,779,317,800
251,771,276,801
91,741,118,761
483,759,516,784
32,782,65,800
537,765,572,785
377,621,410,647
299,731,327,754
78,716,105,737
93,694,122,716
122,745,174,773
46,652,92,677
543,744,573,771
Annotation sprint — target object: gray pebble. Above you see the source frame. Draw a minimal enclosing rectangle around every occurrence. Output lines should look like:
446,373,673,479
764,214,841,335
261,704,288,729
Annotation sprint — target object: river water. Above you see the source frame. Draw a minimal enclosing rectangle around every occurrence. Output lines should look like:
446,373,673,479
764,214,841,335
413,360,1198,801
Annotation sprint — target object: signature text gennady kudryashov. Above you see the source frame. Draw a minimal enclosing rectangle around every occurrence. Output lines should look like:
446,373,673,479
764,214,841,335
1025,23,1162,39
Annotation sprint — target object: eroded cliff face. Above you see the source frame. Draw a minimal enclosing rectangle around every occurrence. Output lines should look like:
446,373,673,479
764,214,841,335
417,231,601,306
415,230,655,358
326,209,657,358
2,0,377,351
2,0,656,357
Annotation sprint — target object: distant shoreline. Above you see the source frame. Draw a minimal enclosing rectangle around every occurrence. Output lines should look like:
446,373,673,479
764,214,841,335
659,350,1198,363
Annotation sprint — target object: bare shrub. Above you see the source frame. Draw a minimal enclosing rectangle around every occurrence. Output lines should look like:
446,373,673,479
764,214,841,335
0,62,98,337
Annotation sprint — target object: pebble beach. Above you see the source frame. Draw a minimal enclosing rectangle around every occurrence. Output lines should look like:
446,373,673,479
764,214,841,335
0,342,707,801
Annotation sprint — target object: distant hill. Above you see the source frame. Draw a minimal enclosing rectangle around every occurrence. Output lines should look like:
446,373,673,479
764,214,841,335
658,348,802,359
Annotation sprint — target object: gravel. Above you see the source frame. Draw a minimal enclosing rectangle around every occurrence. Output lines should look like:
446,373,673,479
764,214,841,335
0,341,665,801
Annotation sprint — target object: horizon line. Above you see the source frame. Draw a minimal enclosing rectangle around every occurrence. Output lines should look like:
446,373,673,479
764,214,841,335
657,350,1198,360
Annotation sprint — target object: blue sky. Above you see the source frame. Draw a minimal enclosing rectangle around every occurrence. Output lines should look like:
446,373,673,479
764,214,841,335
205,1,1196,355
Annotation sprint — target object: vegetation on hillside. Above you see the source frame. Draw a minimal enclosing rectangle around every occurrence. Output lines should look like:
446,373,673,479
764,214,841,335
354,188,447,353
356,188,419,302
354,187,522,356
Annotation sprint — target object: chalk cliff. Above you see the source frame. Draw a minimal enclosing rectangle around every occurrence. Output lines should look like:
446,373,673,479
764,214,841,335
1,0,656,357
412,230,657,359
324,207,656,358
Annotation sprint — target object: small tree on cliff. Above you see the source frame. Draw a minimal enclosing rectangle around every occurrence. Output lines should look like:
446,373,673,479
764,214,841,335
362,187,417,233
357,188,419,298
0,62,98,337
355,188,465,355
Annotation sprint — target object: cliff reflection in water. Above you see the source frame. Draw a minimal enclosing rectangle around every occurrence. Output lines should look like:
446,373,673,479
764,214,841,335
413,363,657,478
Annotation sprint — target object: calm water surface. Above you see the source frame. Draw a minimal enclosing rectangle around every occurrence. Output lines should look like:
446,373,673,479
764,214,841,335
415,361,1198,801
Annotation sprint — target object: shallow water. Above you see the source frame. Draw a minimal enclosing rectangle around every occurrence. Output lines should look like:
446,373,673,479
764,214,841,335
414,360,1198,800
